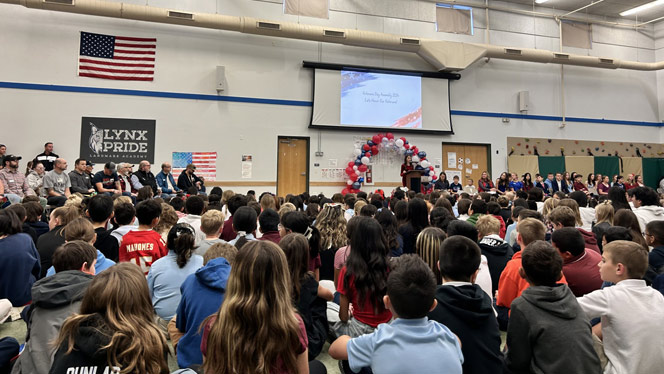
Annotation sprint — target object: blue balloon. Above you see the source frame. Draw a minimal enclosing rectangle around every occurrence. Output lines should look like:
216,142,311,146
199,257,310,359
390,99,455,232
368,141,375,146
354,159,362,165
406,150,414,156
418,151,426,159
358,177,364,183
352,182,361,190
415,165,425,170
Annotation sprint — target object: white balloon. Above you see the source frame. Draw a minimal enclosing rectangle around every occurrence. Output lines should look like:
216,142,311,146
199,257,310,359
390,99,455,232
382,137,389,144
353,149,362,156
353,165,359,171
347,179,353,185
361,156,370,165
421,160,430,168
412,155,420,163
395,139,404,147
388,139,395,147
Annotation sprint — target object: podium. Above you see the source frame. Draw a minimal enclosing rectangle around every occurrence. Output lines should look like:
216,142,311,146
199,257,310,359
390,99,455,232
404,170,425,192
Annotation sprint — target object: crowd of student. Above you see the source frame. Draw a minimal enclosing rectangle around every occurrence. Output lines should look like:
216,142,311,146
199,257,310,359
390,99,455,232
2,141,664,373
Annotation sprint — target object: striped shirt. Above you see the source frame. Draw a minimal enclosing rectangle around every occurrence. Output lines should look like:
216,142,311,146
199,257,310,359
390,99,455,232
0,168,35,197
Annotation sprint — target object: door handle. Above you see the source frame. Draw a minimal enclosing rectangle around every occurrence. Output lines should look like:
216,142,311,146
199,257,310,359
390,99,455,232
301,172,306,176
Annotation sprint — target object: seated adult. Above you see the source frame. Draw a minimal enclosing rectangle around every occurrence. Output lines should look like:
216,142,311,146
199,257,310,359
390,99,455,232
551,227,602,297
134,160,166,197
1,155,39,206
68,158,94,196
0,209,40,306
117,163,139,198
156,162,181,195
42,158,71,207
26,162,46,198
11,241,95,374
177,163,206,194
92,162,121,196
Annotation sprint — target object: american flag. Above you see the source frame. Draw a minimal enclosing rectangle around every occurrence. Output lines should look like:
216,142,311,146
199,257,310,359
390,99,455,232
173,152,217,181
78,31,156,81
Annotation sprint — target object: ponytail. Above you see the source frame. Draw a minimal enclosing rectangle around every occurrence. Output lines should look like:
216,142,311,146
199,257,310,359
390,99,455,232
167,223,196,268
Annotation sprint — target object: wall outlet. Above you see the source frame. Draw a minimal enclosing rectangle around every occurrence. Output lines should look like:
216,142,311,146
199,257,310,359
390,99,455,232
315,151,324,157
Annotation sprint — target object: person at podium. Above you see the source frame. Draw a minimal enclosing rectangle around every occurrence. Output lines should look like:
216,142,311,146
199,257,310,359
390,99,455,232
400,155,414,187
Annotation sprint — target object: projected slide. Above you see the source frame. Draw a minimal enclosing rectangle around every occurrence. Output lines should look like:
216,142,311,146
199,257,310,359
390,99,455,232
340,70,422,128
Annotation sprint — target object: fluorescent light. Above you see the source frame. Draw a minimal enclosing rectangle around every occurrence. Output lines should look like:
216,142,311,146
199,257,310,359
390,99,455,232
620,0,664,16
535,0,550,3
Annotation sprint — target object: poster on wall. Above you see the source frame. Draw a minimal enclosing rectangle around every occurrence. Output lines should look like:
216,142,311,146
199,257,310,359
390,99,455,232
172,152,217,181
241,154,253,179
81,117,155,163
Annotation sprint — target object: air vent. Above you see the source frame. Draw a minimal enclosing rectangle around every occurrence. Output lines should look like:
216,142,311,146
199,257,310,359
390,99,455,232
599,58,614,64
400,38,420,46
554,53,569,59
324,30,346,38
168,11,194,20
43,0,74,5
505,48,522,55
257,22,282,31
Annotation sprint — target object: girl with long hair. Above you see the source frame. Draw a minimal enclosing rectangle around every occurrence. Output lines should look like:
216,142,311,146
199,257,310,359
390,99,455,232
434,171,450,191
613,209,648,249
333,217,391,339
147,223,203,326
202,241,311,374
607,186,631,212
375,209,403,257
478,171,496,193
598,175,610,196
280,233,332,360
230,206,258,249
496,172,510,194
415,227,446,284
50,263,170,374
280,211,323,279
393,200,408,227
314,204,348,268
593,201,614,250
334,216,360,286
522,172,534,192
400,155,414,187
587,173,596,189
398,198,430,254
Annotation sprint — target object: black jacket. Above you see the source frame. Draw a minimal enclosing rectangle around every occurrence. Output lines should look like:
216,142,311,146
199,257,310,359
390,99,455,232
504,285,601,374
133,170,159,194
296,276,328,360
478,236,514,294
177,171,204,192
36,226,66,279
94,227,119,262
428,284,503,374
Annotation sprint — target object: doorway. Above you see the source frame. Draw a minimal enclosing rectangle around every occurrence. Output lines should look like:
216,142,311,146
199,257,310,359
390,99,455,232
441,143,491,186
277,137,309,196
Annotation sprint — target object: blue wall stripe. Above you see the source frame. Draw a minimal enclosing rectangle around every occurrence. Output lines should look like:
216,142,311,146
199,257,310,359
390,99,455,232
1,81,661,127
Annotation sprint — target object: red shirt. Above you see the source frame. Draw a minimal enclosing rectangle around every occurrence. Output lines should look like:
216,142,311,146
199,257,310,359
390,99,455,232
258,231,281,244
118,230,167,275
562,249,603,297
337,266,392,327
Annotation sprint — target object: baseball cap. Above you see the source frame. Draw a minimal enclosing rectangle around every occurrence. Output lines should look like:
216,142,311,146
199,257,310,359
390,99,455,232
186,163,196,170
4,155,21,162
86,161,95,167
104,162,116,172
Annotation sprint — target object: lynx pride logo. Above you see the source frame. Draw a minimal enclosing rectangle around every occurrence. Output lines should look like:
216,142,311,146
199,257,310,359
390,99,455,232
81,117,155,163
88,122,149,154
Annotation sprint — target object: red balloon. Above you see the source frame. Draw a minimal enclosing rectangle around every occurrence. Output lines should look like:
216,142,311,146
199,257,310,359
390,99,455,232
349,173,358,181
432,175,438,180
371,145,379,154
372,135,381,144
345,167,354,175
365,152,371,158
342,188,350,195
358,164,368,172
429,166,434,171
400,137,407,143
352,188,360,193
348,161,354,168
386,132,394,140
404,144,410,150
412,147,419,154
363,144,370,151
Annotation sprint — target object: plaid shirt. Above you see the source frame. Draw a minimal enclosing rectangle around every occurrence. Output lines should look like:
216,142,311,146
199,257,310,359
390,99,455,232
0,168,35,197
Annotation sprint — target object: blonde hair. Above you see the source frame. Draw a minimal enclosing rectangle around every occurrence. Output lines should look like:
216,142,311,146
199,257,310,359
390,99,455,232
595,201,614,225
542,198,559,218
415,227,446,284
64,193,84,214
204,242,238,265
54,263,169,374
113,195,133,207
516,218,546,246
315,204,347,250
259,194,276,211
154,203,178,236
278,202,296,218
63,217,95,243
558,198,583,226
51,206,82,227
603,240,648,279
476,214,501,237
353,200,367,217
203,241,300,374
221,190,235,204
201,210,225,236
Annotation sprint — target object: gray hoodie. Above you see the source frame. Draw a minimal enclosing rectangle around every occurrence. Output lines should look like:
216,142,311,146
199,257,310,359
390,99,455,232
504,284,601,374
11,271,93,374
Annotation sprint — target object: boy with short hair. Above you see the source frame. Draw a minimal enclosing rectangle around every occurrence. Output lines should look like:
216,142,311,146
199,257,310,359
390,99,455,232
428,236,502,374
329,255,463,374
577,240,664,374
257,208,281,244
449,175,462,193
551,227,602,297
195,209,226,256
87,194,119,262
119,199,167,275
504,241,601,374
110,202,136,245
549,206,600,253
466,199,487,225
476,215,513,295
456,199,471,221
178,195,206,246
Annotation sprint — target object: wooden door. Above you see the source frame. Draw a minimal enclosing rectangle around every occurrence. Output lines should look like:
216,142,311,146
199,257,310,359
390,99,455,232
277,137,309,196
442,143,490,186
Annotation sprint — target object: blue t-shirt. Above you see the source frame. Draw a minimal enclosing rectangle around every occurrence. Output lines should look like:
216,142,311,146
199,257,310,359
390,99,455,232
147,250,204,320
449,182,462,192
509,181,523,191
347,317,463,374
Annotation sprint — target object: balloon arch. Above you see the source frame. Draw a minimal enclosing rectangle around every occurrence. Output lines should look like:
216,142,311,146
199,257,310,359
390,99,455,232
342,132,437,194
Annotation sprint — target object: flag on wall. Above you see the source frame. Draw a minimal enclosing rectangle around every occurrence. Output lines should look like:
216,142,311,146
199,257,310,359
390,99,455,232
173,152,217,181
78,31,156,81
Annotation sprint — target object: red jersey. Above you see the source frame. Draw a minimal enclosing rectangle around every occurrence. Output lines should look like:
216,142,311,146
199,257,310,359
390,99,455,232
337,266,392,327
119,230,167,275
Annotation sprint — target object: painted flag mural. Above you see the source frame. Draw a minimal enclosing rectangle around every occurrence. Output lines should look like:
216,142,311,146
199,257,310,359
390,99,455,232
172,152,217,181
78,31,156,81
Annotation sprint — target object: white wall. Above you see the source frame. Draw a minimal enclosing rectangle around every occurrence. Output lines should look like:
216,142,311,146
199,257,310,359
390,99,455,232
0,0,661,196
